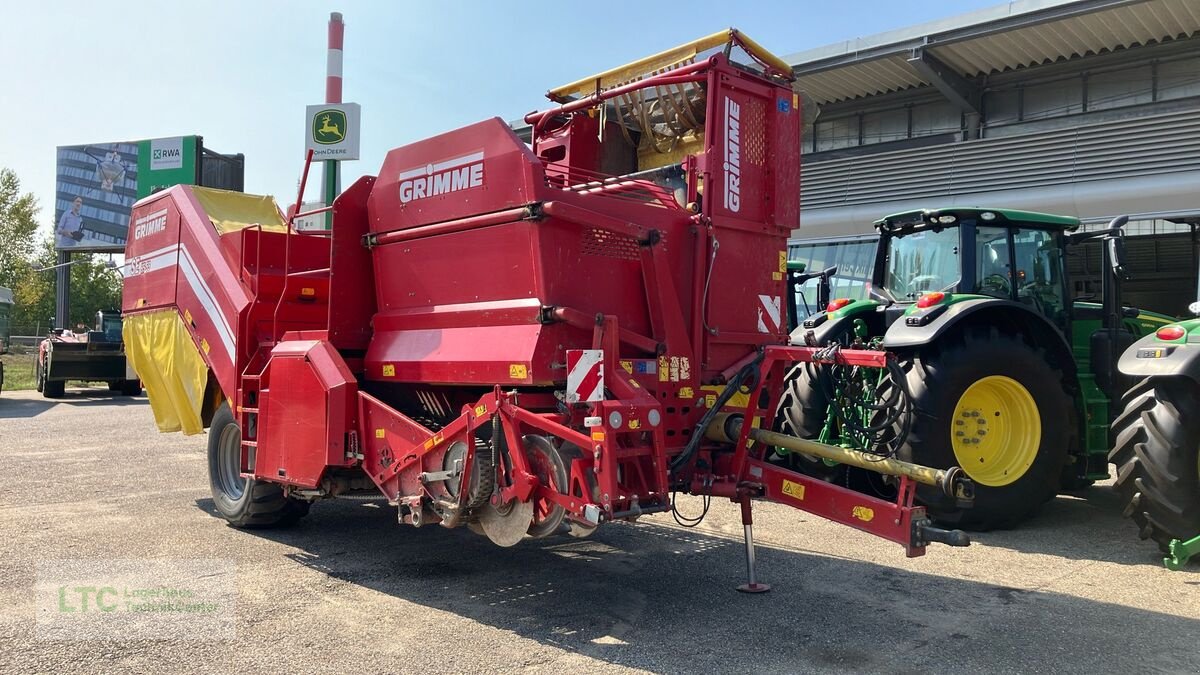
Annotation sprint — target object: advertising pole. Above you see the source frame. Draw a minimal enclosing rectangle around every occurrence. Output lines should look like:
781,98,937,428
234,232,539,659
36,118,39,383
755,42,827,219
323,12,344,229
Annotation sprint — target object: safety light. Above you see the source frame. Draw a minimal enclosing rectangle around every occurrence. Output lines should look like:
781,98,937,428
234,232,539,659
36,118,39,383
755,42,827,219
1157,325,1186,341
916,292,946,309
937,215,957,224
980,211,997,221
827,298,852,312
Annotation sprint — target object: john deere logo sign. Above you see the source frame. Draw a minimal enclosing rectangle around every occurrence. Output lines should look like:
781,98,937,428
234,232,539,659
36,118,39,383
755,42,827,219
305,102,361,160
312,109,346,145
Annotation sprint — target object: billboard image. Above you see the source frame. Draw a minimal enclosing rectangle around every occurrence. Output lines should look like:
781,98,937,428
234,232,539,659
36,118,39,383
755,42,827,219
54,142,140,251
54,136,203,252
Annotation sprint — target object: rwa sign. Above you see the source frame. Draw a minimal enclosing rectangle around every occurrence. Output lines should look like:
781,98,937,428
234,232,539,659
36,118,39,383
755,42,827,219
305,103,361,160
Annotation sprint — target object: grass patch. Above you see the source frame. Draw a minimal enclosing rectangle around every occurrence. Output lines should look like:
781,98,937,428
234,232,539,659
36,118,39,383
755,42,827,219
1,347,38,391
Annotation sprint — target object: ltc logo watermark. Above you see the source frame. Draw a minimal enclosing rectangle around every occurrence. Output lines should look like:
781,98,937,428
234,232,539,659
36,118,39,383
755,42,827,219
37,559,236,641
312,108,347,145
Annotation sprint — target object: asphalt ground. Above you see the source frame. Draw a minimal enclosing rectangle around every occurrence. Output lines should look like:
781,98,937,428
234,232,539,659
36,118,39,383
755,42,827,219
1,387,1197,674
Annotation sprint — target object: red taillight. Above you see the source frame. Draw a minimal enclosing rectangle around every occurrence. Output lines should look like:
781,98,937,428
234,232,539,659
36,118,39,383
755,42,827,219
916,292,946,309
1157,325,1186,341
827,297,852,312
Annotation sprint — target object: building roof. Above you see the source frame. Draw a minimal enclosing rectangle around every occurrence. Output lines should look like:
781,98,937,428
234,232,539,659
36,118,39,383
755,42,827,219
789,0,1200,104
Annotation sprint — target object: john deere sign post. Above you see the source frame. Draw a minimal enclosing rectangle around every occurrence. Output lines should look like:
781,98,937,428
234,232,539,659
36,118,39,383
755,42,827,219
305,103,361,229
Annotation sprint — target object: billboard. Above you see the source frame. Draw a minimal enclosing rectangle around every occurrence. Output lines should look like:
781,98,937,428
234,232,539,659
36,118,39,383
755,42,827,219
54,136,201,251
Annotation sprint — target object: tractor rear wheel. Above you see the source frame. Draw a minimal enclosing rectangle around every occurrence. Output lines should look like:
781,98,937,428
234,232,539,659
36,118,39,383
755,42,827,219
207,403,309,528
35,359,44,393
773,362,844,482
890,328,1072,529
1109,377,1200,552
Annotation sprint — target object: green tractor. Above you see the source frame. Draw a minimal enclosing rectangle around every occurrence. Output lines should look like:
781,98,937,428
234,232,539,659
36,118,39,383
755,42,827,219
1110,296,1200,567
778,207,1173,529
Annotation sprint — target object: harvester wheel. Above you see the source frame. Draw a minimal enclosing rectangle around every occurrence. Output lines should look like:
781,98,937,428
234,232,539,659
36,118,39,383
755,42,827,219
35,359,44,393
773,362,844,482
207,403,309,528
524,435,568,538
120,379,142,396
1109,377,1200,552
888,328,1071,529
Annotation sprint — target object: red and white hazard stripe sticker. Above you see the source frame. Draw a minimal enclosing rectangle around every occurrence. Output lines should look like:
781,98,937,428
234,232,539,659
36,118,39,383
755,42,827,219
757,294,782,334
565,349,604,403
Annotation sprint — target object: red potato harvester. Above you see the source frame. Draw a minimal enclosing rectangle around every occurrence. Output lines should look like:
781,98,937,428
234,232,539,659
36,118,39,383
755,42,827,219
121,30,973,591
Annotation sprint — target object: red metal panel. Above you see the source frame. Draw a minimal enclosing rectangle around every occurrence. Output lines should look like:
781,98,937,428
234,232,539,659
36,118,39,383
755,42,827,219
256,339,358,488
123,192,181,314
368,117,543,234
328,176,378,352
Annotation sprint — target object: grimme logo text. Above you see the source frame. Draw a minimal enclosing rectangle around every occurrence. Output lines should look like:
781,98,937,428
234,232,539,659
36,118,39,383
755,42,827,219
724,97,742,213
133,209,168,240
398,151,484,204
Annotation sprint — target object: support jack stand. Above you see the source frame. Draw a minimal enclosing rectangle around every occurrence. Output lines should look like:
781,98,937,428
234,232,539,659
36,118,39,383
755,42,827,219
736,495,770,593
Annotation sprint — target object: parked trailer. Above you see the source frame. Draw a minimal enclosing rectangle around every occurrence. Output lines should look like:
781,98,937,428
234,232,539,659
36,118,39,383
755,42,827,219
122,30,972,588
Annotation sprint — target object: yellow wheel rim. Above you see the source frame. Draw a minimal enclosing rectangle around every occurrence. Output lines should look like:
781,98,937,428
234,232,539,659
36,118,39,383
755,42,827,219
951,375,1040,487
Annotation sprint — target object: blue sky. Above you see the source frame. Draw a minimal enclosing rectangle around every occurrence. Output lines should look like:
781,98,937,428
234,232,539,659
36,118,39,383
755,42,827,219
1,0,999,228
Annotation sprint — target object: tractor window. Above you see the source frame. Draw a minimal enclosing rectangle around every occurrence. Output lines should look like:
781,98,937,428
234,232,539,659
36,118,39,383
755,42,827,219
1013,228,1066,323
974,227,1013,298
101,315,122,342
881,227,961,300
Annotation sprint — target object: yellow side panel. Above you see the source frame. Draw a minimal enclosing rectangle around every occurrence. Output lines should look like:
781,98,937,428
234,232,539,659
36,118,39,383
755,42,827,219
123,309,211,435
190,186,288,235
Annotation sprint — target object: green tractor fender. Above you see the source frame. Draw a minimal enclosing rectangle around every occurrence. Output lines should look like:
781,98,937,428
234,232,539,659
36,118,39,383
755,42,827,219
1116,319,1200,385
789,299,881,346
883,297,1075,372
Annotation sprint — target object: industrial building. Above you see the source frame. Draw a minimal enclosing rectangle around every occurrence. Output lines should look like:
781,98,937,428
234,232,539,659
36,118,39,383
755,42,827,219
787,0,1200,315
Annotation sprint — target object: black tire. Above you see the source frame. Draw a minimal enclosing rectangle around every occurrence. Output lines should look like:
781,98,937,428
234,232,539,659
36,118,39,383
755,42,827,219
108,381,122,392
120,379,142,396
1109,377,1200,552
207,403,309,528
890,328,1072,530
772,362,846,482
43,377,65,399
35,359,44,393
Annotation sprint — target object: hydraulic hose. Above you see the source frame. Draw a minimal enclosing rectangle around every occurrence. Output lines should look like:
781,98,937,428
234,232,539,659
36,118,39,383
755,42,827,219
669,353,762,476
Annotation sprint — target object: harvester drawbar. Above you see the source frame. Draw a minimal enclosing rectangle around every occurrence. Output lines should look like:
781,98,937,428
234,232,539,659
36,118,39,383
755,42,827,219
122,30,972,590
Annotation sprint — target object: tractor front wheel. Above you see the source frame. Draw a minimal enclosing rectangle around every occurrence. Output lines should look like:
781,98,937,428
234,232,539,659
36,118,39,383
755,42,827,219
892,328,1072,529
207,403,309,528
1109,378,1200,552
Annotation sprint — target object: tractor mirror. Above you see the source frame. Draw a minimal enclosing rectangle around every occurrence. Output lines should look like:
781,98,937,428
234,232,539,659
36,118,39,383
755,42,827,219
1107,237,1129,280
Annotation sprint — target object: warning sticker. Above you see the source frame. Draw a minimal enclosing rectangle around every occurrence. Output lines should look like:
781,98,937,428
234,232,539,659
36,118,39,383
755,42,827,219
852,506,875,522
509,364,528,379
782,479,805,501
382,364,395,377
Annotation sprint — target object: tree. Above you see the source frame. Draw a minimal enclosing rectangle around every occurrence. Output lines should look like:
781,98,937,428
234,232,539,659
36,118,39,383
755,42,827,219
0,168,40,290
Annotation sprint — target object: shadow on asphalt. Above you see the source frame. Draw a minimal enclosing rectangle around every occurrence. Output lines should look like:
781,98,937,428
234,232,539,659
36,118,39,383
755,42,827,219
970,486,1175,567
0,390,146,418
195,496,1198,672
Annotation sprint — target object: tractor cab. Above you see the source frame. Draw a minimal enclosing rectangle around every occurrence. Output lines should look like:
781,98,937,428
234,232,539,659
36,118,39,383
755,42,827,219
869,208,1079,335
